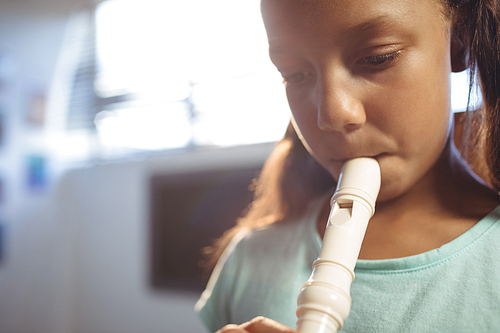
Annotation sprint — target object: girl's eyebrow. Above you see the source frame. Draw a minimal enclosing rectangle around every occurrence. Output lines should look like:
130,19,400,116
268,14,402,56
345,15,399,36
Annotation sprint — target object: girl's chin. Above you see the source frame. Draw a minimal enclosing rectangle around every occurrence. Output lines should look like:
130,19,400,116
376,182,404,203
376,169,417,203
371,156,412,203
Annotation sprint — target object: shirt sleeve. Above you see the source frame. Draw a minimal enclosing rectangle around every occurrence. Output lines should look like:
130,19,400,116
194,229,249,332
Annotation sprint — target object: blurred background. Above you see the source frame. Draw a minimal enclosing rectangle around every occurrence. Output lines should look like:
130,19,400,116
0,0,475,332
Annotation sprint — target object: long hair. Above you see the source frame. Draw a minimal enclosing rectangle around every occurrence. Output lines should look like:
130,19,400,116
204,0,500,270
451,0,500,187
203,123,334,270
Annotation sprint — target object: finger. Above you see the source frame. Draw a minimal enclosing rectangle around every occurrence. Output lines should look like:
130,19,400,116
216,324,249,333
239,316,298,333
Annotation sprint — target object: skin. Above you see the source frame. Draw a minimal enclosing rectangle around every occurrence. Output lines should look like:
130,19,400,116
220,0,500,331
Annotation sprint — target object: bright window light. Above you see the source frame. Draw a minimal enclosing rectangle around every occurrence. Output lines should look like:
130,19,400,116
451,70,482,112
94,0,290,152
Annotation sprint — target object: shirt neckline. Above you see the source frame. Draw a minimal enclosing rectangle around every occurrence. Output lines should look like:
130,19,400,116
307,198,500,273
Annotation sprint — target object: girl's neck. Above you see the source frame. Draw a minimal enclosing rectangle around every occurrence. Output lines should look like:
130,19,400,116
317,139,500,260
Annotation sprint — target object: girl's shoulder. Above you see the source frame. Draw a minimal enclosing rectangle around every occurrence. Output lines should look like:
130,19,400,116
232,194,328,264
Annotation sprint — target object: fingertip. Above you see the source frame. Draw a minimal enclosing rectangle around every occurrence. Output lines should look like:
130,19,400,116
216,324,248,333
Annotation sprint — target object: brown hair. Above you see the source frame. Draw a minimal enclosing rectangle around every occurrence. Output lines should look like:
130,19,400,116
454,0,500,188
204,123,334,270
204,0,500,270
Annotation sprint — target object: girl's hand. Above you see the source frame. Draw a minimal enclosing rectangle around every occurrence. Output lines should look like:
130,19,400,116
216,316,298,333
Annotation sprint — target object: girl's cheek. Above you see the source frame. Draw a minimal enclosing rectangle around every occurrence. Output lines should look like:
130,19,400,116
287,88,316,116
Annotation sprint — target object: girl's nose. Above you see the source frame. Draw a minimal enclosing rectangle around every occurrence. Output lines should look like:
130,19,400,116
316,75,366,133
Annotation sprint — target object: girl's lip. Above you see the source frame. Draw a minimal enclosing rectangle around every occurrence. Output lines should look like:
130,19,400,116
334,153,387,163
374,153,388,160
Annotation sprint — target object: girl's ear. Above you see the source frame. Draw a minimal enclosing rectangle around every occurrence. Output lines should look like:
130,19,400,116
450,27,470,73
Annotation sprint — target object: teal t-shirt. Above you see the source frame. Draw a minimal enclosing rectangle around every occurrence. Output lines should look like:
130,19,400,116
195,198,500,332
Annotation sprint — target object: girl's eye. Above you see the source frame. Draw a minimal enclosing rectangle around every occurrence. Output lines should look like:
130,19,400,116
358,50,402,67
282,72,308,85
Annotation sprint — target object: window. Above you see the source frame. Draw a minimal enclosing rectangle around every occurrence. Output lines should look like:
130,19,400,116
91,0,290,155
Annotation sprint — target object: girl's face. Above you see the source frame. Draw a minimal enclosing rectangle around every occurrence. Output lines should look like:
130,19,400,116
262,0,454,201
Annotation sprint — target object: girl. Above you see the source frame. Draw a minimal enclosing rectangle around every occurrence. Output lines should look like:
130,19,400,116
196,0,500,332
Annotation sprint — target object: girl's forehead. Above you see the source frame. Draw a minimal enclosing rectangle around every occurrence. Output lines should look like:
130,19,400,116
261,0,446,22
261,0,448,43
